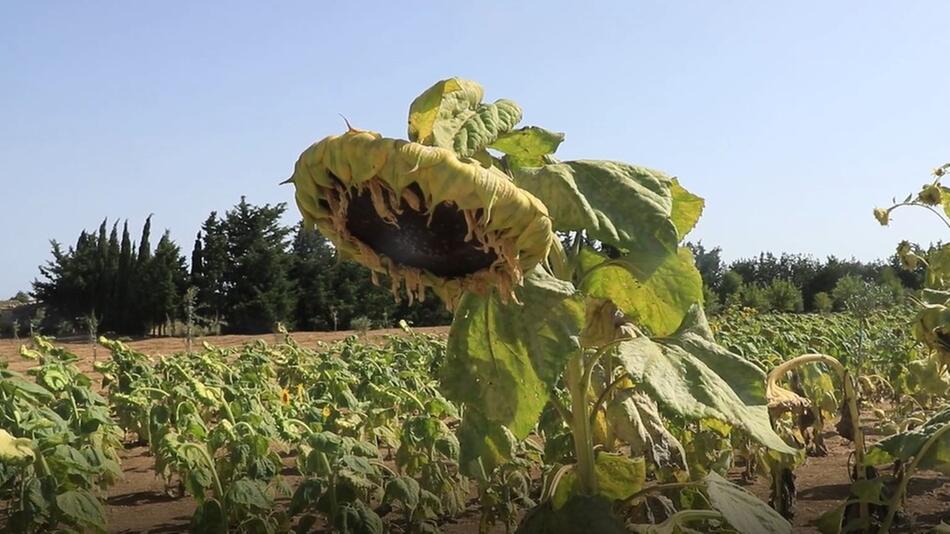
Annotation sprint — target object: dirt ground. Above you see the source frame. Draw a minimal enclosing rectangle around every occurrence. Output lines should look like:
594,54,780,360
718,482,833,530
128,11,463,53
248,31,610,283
2,330,949,533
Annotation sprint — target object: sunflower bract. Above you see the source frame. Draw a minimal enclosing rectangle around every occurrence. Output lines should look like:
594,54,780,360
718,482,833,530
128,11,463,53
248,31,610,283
290,128,554,307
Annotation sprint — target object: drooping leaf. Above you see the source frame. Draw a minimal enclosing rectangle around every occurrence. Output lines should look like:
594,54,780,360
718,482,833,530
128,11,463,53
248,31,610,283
670,178,704,239
0,429,35,465
456,407,517,478
335,500,384,534
290,479,324,515
511,160,680,254
866,406,950,474
616,337,796,455
580,248,703,337
453,99,523,158
704,472,792,534
816,502,847,534
227,478,272,510
408,78,484,148
0,373,54,401
191,499,228,534
441,267,584,438
517,495,627,534
491,126,565,168
56,490,107,532
662,305,768,405
383,476,421,510
552,453,646,509
607,390,686,472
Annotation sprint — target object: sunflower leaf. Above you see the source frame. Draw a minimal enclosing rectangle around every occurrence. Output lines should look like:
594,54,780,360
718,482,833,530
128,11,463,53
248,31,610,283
511,160,682,255
491,126,565,168
408,78,485,150
615,335,796,455
578,247,704,337
453,99,523,158
441,267,584,438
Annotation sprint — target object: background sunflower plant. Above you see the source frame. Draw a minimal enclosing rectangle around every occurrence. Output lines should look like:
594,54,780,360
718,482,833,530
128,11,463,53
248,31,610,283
291,78,796,533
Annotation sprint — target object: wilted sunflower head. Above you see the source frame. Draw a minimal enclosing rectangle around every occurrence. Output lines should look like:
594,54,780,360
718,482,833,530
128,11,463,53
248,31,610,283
289,128,554,307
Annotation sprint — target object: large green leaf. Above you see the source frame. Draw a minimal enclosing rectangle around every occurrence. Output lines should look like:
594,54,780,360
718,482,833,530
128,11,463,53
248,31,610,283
616,336,795,455
227,478,272,510
579,248,703,337
335,500,384,534
866,406,950,474
383,476,421,510
452,99,523,158
56,490,107,533
441,267,584,438
661,305,768,405
517,495,627,534
407,78,483,149
0,429,34,465
511,160,681,254
456,407,517,478
704,472,792,534
551,453,646,510
491,126,565,168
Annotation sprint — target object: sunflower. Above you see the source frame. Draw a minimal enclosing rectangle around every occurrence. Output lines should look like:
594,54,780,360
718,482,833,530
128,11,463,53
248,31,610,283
289,127,554,307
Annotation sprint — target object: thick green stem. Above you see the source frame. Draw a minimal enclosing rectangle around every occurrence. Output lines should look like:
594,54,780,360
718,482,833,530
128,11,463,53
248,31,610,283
878,421,950,533
565,352,597,495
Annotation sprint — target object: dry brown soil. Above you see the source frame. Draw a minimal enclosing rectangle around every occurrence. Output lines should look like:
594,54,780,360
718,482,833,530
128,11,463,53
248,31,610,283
2,330,949,533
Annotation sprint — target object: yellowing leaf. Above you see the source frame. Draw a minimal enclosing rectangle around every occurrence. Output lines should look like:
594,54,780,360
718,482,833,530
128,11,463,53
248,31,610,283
0,429,34,465
511,160,680,255
580,248,703,337
670,178,704,239
491,126,565,167
408,78,484,148
552,454,646,510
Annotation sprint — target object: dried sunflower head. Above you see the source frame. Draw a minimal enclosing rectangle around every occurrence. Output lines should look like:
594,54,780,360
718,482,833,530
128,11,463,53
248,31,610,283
289,128,554,307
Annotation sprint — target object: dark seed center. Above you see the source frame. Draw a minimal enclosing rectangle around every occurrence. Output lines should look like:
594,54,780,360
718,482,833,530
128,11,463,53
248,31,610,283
343,182,498,278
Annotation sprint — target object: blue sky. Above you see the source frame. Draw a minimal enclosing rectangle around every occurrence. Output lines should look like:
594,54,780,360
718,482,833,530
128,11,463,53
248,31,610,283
2,2,949,297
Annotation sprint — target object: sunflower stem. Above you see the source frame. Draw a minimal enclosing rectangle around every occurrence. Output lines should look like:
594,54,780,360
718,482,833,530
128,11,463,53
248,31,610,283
565,351,597,495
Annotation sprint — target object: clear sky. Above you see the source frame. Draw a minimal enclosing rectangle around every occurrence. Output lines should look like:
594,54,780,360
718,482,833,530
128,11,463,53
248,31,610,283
2,2,949,298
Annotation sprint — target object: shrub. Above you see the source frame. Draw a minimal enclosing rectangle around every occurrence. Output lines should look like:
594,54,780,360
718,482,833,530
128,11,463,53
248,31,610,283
350,315,372,335
765,279,804,312
813,292,833,313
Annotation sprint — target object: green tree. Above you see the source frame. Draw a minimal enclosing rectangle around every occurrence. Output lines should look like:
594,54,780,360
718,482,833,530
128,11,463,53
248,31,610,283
718,270,744,304
813,291,833,313
222,198,295,333
193,213,229,328
764,279,804,312
289,225,335,330
143,231,188,334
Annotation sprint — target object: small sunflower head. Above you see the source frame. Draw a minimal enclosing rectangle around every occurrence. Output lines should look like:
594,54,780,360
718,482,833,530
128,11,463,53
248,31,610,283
918,184,943,206
873,207,890,226
289,129,554,307
897,240,918,270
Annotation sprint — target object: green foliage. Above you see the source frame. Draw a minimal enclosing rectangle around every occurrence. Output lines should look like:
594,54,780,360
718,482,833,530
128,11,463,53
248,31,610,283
402,77,792,532
813,292,833,313
0,337,123,533
32,216,189,335
764,279,804,313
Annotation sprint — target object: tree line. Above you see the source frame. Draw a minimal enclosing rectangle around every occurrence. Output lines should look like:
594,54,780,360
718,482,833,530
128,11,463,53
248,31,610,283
30,198,450,337
686,243,922,313
19,204,928,338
